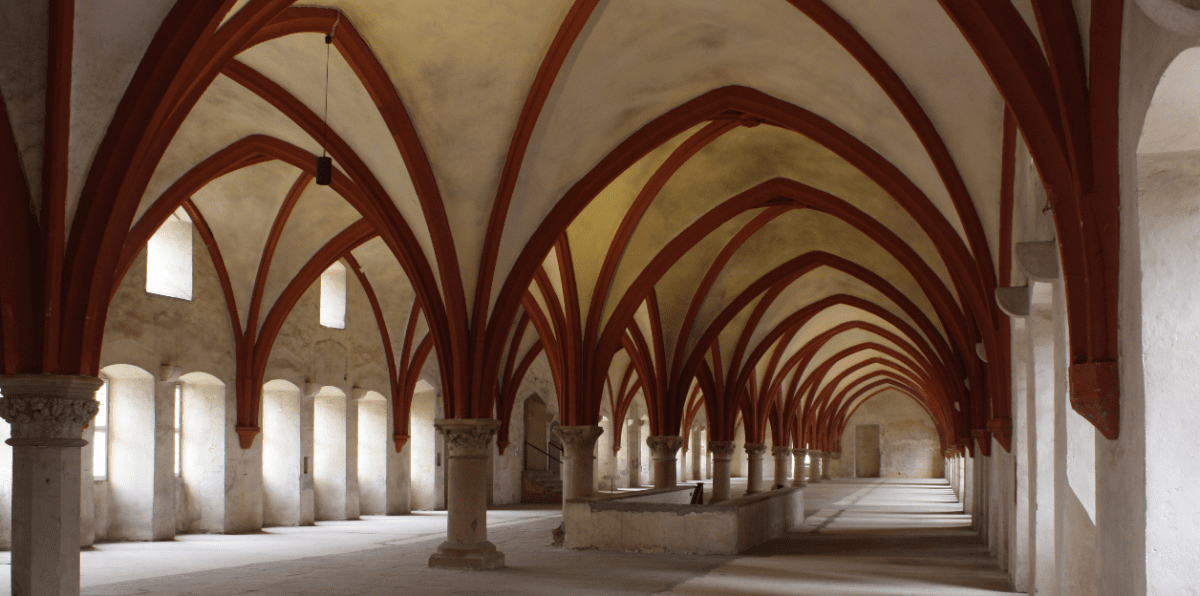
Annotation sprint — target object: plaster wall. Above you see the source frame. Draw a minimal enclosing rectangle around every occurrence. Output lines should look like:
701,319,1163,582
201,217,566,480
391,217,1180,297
1134,147,1200,595
262,381,302,527
1053,272,1096,596
1009,319,1031,592
180,377,226,533
357,396,388,515
829,389,942,478
104,369,157,542
410,389,438,511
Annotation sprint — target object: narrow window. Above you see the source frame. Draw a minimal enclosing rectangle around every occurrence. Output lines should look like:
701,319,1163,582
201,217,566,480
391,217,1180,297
174,384,183,476
94,380,109,479
320,261,347,329
146,208,193,300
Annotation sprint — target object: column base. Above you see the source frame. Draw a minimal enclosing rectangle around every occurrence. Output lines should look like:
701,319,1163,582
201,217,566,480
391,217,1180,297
428,540,505,570
791,478,807,487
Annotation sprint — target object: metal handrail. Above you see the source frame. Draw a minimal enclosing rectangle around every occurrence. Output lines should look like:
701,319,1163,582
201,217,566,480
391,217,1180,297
525,441,562,465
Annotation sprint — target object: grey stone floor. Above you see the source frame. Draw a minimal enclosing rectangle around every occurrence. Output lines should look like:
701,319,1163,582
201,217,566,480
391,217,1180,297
0,479,1020,595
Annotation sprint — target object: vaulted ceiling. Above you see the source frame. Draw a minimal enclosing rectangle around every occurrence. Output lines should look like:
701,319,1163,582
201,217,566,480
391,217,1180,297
2,0,1125,451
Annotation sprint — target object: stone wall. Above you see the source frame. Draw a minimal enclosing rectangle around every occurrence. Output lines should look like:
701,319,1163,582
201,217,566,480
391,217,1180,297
829,389,942,478
563,487,804,555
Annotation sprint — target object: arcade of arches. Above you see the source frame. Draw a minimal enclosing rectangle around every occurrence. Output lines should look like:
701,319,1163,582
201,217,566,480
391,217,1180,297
2,0,1200,594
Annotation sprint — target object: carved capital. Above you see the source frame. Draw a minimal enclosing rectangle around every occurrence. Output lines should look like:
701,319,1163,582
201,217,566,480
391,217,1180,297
436,418,500,456
709,440,735,460
791,448,806,458
771,445,791,457
744,442,767,457
552,425,603,450
646,435,683,459
0,375,104,447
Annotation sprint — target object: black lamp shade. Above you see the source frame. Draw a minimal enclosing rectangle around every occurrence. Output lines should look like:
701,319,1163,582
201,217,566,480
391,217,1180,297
315,156,333,185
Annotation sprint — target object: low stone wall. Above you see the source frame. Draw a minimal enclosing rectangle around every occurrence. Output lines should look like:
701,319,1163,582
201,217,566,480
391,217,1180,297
563,487,804,555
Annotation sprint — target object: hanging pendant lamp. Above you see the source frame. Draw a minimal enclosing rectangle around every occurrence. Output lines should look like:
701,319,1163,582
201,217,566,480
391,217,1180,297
316,17,338,186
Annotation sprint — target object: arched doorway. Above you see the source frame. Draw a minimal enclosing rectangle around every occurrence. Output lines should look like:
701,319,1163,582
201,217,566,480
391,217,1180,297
523,394,547,471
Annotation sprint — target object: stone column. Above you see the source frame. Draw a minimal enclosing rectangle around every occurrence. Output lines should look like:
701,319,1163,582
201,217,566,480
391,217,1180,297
553,425,603,500
428,419,504,570
772,446,791,489
744,443,767,494
646,435,683,488
791,448,807,487
0,374,103,596
821,452,832,480
808,449,822,483
709,441,735,502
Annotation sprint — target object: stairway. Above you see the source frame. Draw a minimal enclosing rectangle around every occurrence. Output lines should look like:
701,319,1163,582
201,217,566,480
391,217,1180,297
522,469,563,504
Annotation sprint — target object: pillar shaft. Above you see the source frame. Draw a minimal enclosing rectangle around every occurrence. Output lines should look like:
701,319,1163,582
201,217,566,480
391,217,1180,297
772,446,791,489
791,448,807,487
429,419,504,570
647,435,683,488
554,425,603,500
1,374,103,596
744,443,767,494
709,441,735,502
821,452,832,480
808,449,822,483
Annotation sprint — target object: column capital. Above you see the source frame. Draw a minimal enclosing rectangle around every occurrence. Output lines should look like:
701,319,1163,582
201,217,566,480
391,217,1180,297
771,445,791,457
646,435,683,458
744,442,767,456
435,418,500,455
791,448,806,457
709,440,735,460
0,374,103,447
552,424,603,448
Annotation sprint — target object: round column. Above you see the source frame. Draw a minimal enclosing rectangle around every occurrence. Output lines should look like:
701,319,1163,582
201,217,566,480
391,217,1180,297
0,374,103,596
429,418,504,570
553,425,603,500
808,449,822,483
744,443,767,494
821,452,833,480
791,448,807,487
709,441,735,502
771,446,791,489
646,435,683,488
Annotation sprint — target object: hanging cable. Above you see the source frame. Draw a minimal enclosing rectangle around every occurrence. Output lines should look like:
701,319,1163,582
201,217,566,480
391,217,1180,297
315,13,339,186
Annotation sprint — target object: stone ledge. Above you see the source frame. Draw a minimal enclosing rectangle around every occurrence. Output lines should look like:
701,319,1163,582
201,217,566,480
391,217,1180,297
564,487,803,555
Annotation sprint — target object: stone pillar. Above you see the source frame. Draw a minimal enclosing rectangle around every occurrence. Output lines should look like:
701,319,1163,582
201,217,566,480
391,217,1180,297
553,425,603,500
428,419,504,570
772,446,791,489
709,441,735,502
808,449,822,483
646,435,683,488
821,452,832,480
0,374,103,596
744,443,767,494
791,448,807,487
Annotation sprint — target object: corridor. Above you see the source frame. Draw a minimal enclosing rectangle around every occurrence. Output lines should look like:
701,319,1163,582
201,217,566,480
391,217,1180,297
0,480,1014,596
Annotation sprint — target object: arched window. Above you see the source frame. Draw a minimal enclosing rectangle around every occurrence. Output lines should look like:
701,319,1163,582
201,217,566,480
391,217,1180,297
93,378,109,479
174,383,182,476
320,261,347,329
146,208,193,300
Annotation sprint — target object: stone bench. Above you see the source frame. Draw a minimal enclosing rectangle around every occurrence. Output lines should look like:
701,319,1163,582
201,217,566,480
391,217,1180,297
563,486,804,555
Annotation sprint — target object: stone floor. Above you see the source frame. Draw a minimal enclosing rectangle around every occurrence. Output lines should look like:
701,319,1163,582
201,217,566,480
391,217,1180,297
0,479,1020,595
